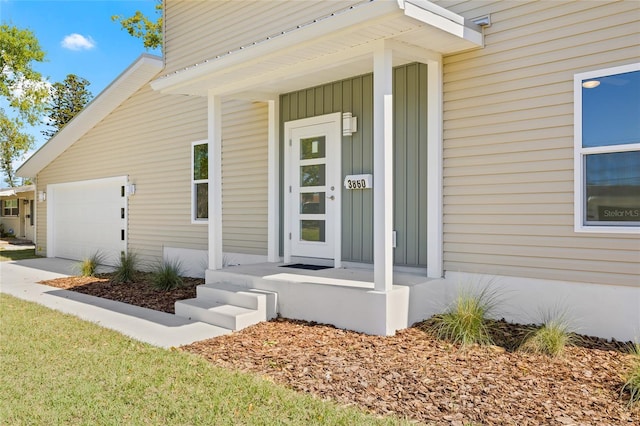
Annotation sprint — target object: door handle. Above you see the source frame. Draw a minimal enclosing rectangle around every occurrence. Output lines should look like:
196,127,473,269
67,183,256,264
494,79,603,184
327,195,335,200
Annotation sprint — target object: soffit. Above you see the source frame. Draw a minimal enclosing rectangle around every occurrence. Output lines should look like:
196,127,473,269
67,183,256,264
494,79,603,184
151,0,482,98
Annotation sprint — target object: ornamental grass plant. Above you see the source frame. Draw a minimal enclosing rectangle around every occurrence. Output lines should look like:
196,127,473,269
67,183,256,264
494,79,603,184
429,285,501,347
622,343,640,406
151,258,184,291
111,251,139,284
77,251,104,277
520,311,575,357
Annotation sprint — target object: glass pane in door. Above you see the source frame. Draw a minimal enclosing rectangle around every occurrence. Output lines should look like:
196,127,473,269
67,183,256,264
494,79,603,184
300,165,325,187
300,192,325,214
301,220,325,242
300,136,326,159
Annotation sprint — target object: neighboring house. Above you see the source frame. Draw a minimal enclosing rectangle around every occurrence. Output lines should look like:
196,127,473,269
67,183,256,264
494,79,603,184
17,1,639,340
0,185,35,242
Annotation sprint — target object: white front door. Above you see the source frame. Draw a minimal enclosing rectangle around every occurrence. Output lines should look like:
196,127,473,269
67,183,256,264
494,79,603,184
284,113,341,264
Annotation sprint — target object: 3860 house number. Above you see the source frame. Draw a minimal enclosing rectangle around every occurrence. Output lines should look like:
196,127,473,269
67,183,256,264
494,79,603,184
344,174,373,190
346,179,367,189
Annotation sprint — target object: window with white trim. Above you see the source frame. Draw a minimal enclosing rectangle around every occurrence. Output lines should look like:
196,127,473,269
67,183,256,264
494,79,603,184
574,63,640,232
2,199,19,216
192,141,208,222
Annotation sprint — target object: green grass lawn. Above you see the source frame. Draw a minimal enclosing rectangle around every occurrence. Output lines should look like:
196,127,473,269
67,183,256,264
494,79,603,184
0,248,40,262
0,294,405,425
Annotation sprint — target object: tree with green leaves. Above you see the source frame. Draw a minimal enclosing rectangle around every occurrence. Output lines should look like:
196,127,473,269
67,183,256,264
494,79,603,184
1,24,48,125
112,0,163,50
0,114,35,187
42,74,92,138
0,24,48,186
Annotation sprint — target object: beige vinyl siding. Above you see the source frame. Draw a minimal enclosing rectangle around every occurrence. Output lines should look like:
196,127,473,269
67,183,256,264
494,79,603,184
163,0,361,75
439,0,640,287
36,85,269,264
36,83,207,267
221,100,268,255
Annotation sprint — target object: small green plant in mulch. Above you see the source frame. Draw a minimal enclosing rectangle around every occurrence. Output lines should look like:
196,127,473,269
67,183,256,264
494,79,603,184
111,251,139,284
520,311,575,357
77,251,105,277
621,343,640,406
151,258,184,291
428,285,501,347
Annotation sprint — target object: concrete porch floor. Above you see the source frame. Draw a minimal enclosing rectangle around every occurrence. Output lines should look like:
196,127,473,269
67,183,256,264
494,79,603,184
213,262,434,289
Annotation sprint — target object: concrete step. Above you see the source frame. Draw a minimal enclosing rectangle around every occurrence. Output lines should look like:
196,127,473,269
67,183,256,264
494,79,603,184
198,282,278,320
196,282,264,310
175,298,264,331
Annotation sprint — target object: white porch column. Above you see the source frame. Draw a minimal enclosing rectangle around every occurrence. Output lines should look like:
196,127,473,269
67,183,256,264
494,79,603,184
426,58,444,278
267,99,280,262
373,42,394,292
208,93,223,270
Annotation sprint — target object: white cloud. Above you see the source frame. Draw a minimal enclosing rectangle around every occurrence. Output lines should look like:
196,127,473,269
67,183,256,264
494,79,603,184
61,33,96,51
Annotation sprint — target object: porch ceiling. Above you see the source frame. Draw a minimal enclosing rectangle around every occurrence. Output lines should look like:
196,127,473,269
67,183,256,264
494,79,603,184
151,0,482,99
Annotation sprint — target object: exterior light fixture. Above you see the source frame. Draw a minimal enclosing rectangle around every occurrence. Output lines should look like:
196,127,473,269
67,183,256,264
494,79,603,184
37,191,46,202
342,112,358,136
582,80,601,89
471,15,491,27
125,184,136,196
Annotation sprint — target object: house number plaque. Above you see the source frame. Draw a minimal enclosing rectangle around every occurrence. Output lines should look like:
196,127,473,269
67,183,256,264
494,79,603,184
344,174,373,190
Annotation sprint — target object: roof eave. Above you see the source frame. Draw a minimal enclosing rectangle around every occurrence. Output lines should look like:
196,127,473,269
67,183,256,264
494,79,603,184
398,0,483,46
151,1,402,94
151,0,482,97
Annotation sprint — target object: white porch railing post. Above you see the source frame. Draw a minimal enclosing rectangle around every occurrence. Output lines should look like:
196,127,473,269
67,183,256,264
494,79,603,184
373,42,394,292
208,93,223,270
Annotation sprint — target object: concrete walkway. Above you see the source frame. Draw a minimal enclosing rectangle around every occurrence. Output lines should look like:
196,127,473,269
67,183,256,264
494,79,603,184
0,258,230,348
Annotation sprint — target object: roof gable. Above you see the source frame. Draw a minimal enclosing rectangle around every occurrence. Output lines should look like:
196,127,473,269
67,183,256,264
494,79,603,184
17,54,164,177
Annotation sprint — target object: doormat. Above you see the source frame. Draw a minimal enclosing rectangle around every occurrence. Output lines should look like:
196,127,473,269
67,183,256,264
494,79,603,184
281,263,332,271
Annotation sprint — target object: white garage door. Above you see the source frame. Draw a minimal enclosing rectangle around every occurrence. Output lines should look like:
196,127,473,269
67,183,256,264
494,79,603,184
49,176,126,265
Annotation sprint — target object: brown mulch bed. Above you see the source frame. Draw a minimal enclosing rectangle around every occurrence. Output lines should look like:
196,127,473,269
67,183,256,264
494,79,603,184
40,273,202,314
41,274,639,425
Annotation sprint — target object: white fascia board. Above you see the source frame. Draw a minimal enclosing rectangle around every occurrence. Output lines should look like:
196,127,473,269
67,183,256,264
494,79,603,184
399,0,483,46
150,1,400,95
0,184,33,196
17,54,164,178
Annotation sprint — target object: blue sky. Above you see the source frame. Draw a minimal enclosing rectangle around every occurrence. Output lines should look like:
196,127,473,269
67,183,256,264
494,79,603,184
1,0,161,183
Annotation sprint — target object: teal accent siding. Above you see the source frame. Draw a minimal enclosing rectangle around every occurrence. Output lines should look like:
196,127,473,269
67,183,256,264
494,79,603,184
280,63,428,267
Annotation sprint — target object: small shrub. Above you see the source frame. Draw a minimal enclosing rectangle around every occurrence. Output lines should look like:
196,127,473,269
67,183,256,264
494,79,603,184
77,251,104,277
621,343,640,406
151,258,184,291
111,252,139,284
520,318,574,357
429,286,500,347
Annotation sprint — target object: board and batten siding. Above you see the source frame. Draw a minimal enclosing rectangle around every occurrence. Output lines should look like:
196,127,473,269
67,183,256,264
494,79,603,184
280,63,429,267
439,0,640,287
163,0,361,76
221,100,269,256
